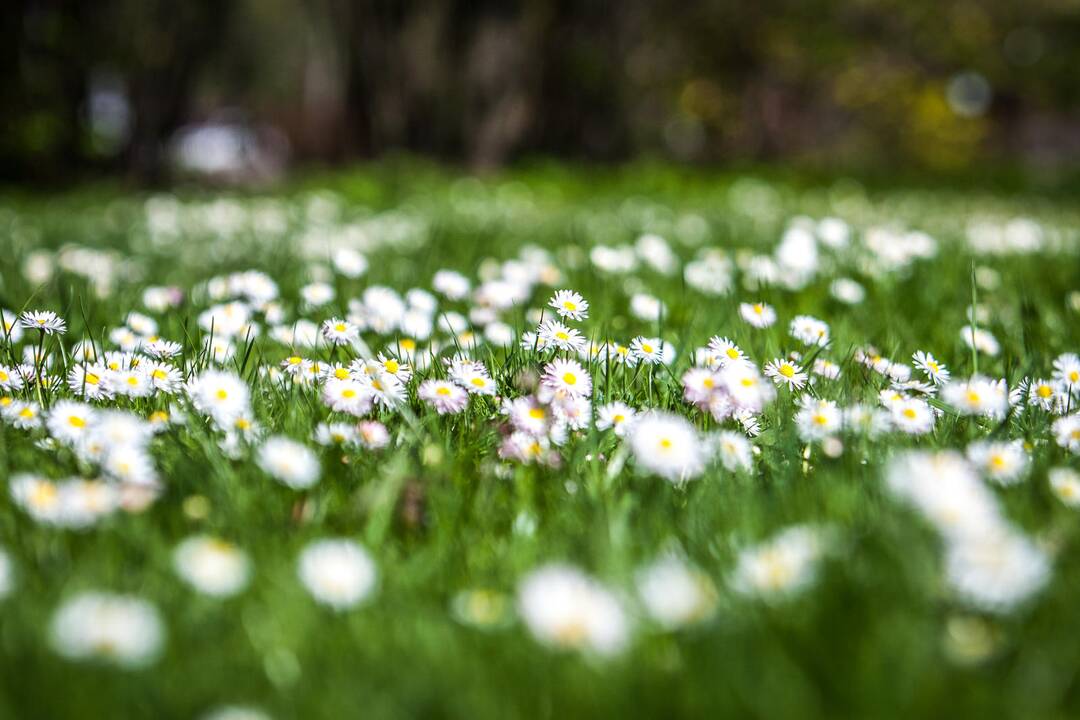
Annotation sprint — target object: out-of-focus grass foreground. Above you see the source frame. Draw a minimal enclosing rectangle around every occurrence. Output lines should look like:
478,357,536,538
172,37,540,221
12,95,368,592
0,164,1078,718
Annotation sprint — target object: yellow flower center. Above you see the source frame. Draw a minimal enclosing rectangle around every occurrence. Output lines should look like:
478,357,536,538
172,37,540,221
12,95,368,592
334,323,346,332
152,369,167,380
216,389,228,400
555,331,569,341
703,377,714,388
470,377,486,387
385,359,400,374
19,407,35,418
562,372,577,386
529,407,545,420
563,301,576,311
726,348,739,359
288,356,303,365
641,344,654,354
400,339,416,351
779,364,795,378
659,438,673,450
1038,385,1053,398
753,304,764,314
612,414,625,424
342,389,357,399
85,373,100,385
436,386,451,396
68,415,86,428
902,408,917,420
149,411,169,423
334,368,349,380
966,391,981,405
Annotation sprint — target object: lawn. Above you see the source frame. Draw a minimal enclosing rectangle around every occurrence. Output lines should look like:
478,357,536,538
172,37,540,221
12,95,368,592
1,164,1079,719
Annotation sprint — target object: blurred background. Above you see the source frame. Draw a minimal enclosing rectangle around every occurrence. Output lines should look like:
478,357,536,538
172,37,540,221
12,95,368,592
3,0,1080,186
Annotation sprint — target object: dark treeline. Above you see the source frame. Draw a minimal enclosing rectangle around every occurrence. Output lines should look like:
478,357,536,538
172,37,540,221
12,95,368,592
3,0,1080,184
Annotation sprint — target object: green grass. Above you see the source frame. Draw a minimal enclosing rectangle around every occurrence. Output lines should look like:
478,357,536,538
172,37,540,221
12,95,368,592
0,164,1079,719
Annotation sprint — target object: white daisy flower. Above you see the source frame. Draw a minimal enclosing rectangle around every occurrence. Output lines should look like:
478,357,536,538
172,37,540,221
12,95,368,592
763,358,808,390
356,420,391,450
795,398,842,441
596,402,637,437
258,436,321,489
314,422,358,446
516,564,629,656
46,400,95,446
19,310,66,335
1053,353,1080,391
789,315,830,347
1049,467,1080,508
630,336,666,365
549,289,589,321
537,320,586,353
174,536,252,598
541,358,591,397
739,302,776,329
890,398,935,435
298,539,377,610
321,318,359,346
322,378,374,416
635,556,716,629
629,412,707,483
966,440,1028,486
913,351,951,385
419,379,469,415
731,525,830,600
960,325,1000,357
1052,414,1080,454
50,592,164,668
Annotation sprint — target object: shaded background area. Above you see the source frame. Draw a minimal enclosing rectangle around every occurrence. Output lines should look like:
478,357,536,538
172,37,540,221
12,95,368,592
3,0,1080,185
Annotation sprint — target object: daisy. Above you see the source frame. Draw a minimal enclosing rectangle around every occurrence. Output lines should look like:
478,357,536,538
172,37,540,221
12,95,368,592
187,370,251,428
739,302,776,329
722,364,775,413
46,401,95,445
960,325,1000,357
173,536,251,598
322,378,374,416
114,369,154,398
144,339,182,359
452,365,497,396
966,440,1028,486
795,399,842,441
1027,378,1064,412
707,336,748,367
144,361,183,394
1,308,25,343
516,564,628,656
629,412,707,483
50,592,163,668
0,364,23,391
374,353,412,383
605,341,638,367
731,526,829,600
1053,353,1080,392
298,539,377,610
549,290,589,322
322,318,359,346
790,315,830,347
414,379,464,415
682,368,721,406
357,420,391,450
630,336,665,365
6,401,42,430
19,310,66,335
432,269,471,300
913,351,951,385
537,320,586,353
890,398,935,435
1049,468,1080,508
713,430,753,471
942,376,1009,417
498,431,552,465
812,358,842,381
551,394,591,431
764,358,808,390
1052,414,1080,454
596,402,637,437
359,372,407,407
314,422,358,446
541,359,592,398
507,396,550,436
258,436,321,489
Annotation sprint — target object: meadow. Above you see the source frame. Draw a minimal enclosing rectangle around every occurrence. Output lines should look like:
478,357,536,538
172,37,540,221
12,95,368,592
0,164,1079,719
